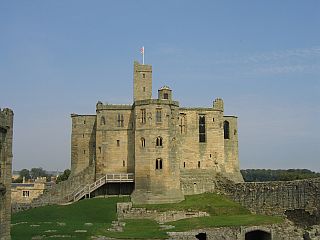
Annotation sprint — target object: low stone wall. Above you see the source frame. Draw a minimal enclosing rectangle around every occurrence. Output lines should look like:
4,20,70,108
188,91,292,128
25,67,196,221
217,177,320,215
168,221,320,240
117,202,209,223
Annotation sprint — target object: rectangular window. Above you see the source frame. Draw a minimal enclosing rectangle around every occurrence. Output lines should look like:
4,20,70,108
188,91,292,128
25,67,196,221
156,108,162,122
141,109,146,124
199,115,206,142
117,140,120,147
179,114,186,134
117,114,124,127
22,190,30,197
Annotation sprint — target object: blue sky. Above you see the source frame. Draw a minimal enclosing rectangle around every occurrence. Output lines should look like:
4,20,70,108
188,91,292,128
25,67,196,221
1,1,319,171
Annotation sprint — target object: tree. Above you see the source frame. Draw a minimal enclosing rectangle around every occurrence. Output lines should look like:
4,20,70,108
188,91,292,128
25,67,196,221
56,169,71,183
30,167,47,180
19,169,31,180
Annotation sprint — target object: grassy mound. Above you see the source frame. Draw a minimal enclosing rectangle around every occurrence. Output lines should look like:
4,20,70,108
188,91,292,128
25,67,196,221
11,193,282,239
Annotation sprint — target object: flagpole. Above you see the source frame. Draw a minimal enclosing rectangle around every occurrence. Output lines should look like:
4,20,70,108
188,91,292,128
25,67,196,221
142,46,145,65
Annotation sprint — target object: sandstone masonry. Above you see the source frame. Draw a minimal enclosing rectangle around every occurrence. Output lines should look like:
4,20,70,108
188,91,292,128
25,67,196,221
70,61,243,204
0,108,13,240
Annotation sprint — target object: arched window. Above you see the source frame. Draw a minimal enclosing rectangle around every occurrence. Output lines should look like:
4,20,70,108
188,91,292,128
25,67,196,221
224,121,230,139
156,158,163,170
100,116,106,125
156,137,163,147
141,137,146,148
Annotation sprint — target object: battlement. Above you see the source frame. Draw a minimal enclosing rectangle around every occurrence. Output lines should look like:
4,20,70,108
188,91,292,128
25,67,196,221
213,98,224,111
96,102,133,111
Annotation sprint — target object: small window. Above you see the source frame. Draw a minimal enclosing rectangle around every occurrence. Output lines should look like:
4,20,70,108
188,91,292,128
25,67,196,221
156,158,163,170
123,160,125,167
163,93,169,99
156,137,163,147
98,147,102,154
143,87,146,92
101,116,106,125
22,190,30,197
117,140,120,147
82,134,85,138
212,118,215,122
141,137,146,148
198,161,201,168
83,150,86,154
84,120,86,124
210,154,212,158
156,108,162,122
143,73,145,78
183,162,186,168
141,109,146,124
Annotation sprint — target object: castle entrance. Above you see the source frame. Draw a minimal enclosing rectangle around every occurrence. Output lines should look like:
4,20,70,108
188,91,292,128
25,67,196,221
91,182,134,197
245,230,271,240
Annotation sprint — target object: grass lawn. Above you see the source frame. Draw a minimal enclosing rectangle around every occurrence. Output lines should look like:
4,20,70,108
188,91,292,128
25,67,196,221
11,193,283,239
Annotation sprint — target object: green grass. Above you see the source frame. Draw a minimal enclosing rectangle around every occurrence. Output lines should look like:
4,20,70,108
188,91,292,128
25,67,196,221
135,192,250,216
11,193,283,239
12,196,129,240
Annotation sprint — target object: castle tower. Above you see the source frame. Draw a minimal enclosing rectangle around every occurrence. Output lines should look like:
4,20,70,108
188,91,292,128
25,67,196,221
133,61,152,102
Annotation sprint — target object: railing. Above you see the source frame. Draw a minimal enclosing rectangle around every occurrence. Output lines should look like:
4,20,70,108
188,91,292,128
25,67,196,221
68,173,134,203
106,173,134,182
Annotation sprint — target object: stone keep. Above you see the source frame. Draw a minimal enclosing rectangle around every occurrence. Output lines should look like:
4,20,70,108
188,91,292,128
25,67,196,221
70,61,243,204
0,108,13,240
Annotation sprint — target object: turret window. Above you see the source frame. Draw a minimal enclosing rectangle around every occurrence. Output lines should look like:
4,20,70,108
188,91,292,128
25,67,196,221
163,93,168,99
156,137,163,147
224,121,230,139
156,158,163,170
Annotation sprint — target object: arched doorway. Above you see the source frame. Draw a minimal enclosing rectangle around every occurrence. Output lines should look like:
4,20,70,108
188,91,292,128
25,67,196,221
245,230,271,240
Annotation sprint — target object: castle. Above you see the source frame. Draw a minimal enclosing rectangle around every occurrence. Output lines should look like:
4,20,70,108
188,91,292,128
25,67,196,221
0,108,13,240
70,61,243,204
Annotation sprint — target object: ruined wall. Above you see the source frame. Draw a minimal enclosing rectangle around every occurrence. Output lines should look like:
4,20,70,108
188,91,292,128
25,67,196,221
177,107,225,172
71,114,96,176
0,108,13,240
168,222,320,240
219,178,320,215
223,116,243,182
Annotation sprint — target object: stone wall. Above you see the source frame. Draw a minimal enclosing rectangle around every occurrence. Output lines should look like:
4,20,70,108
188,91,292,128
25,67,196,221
0,108,13,240
218,177,320,215
117,202,209,224
168,221,320,240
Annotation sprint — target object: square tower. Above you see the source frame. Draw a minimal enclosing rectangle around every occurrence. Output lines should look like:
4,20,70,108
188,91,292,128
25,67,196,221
133,61,152,102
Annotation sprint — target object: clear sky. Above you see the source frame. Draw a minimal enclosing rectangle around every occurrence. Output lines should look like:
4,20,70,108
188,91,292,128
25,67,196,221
1,1,319,172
